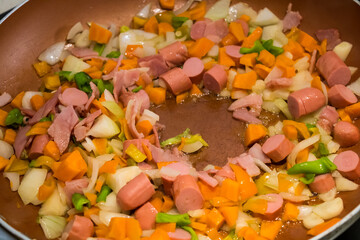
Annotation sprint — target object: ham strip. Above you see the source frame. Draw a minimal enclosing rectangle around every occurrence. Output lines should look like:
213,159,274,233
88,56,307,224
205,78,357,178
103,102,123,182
73,110,102,141
282,3,302,32
13,125,32,158
69,47,98,58
232,108,262,124
29,88,61,125
198,171,218,187
138,55,169,78
149,144,189,163
315,29,341,51
113,70,140,102
231,154,261,177
119,89,150,114
228,94,263,113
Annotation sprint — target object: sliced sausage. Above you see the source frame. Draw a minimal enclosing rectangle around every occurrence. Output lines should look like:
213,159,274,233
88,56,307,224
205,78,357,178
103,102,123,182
236,19,249,37
328,84,357,108
159,67,192,95
287,87,326,119
316,51,351,87
116,172,155,211
190,20,207,40
182,57,205,84
59,88,89,107
317,106,339,133
62,215,94,240
159,41,188,68
264,193,283,219
203,64,227,93
333,150,360,180
63,178,89,205
168,228,192,240
28,134,50,160
225,45,242,60
134,202,158,230
309,173,336,193
333,121,360,147
173,175,204,214
262,134,294,162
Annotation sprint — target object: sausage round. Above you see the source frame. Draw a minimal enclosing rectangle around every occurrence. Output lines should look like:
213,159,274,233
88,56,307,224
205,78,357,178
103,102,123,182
182,57,204,84
328,84,357,108
190,20,207,40
264,193,283,219
333,150,360,180
287,87,326,119
225,45,242,60
59,88,89,107
116,172,155,211
134,202,158,230
316,51,351,87
159,67,193,95
62,215,94,240
173,175,204,214
203,64,227,93
28,134,50,160
159,41,188,68
309,173,336,193
168,228,192,240
262,134,294,162
333,121,360,147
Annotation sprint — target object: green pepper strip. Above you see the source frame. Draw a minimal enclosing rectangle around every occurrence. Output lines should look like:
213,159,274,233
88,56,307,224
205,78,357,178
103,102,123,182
317,143,329,157
96,185,112,202
155,213,191,226
92,79,114,95
181,226,198,240
5,108,24,128
57,71,73,81
160,128,191,147
300,173,316,184
132,85,143,93
106,51,121,58
261,39,284,56
72,193,90,211
94,43,106,56
184,134,209,147
306,123,316,130
39,113,54,122
287,157,337,175
240,40,265,54
74,72,92,93
172,16,189,29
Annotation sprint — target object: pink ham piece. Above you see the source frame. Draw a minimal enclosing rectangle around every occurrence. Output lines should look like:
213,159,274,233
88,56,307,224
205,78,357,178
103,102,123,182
134,202,158,230
0,92,12,107
282,3,302,32
149,145,189,163
137,162,154,170
197,171,218,188
159,67,192,95
316,51,351,87
68,47,98,58
73,110,102,141
262,134,294,162
265,77,292,90
287,87,326,119
309,49,317,74
63,178,89,205
168,228,192,240
182,57,204,84
119,89,150,113
231,154,260,177
328,84,357,108
317,106,339,134
161,161,192,195
138,54,169,78
173,175,204,213
123,139,150,156
113,69,140,102
315,29,341,51
13,125,32,158
190,20,207,40
90,81,100,99
48,106,79,153
59,88,88,107
116,172,155,211
21,108,36,117
204,19,229,44
333,121,360,147
309,173,335,194
158,41,188,68
232,108,262,124
216,164,235,180
334,150,360,180
228,94,263,113
264,193,283,219
126,100,144,139
61,215,94,240
29,88,60,125
248,143,271,164
28,134,50,160
203,64,227,93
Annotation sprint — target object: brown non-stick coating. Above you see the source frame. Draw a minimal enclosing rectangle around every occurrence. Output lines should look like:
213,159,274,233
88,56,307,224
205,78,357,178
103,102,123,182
0,0,359,239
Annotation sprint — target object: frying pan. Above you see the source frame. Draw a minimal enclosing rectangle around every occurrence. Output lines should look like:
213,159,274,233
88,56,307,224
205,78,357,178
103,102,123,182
0,0,359,239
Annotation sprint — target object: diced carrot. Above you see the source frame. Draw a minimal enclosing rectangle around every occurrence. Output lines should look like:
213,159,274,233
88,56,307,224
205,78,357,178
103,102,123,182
283,39,305,60
238,226,259,240
136,120,153,137
282,125,298,141
95,178,104,193
311,75,324,92
33,61,51,77
89,22,112,44
220,178,240,202
103,59,118,74
126,218,142,240
30,94,45,111
190,84,202,96
183,40,195,49
229,22,246,42
86,58,104,69
158,22,175,35
206,208,225,230
156,222,176,232
43,140,60,161
3,129,17,145
318,39,327,55
84,192,98,206
230,164,257,200
92,99,110,115
253,64,271,79
209,196,237,208
219,206,239,227
142,143,153,161
337,108,352,122
203,59,217,70
88,71,103,79
282,202,299,222
92,138,108,155
257,49,275,68
242,27,263,48
161,195,174,212
240,53,258,67
145,85,166,105
53,150,88,182
119,58,138,70
84,207,100,219
95,224,109,238
233,70,257,90
159,0,175,10
11,91,25,109
44,75,61,90
25,121,52,136
344,102,360,119
243,197,267,214
188,37,215,58
37,176,56,201
107,217,127,240
240,14,251,22
176,92,189,103
245,124,267,146
190,221,207,232
0,156,10,171
125,44,143,59
198,181,221,200
260,220,282,240
283,120,310,139
136,76,146,88
218,47,235,68
206,228,223,240
43,92,54,101
144,16,159,34
296,148,309,164
149,228,170,240
150,196,163,212
297,30,318,53
221,32,239,46
99,160,118,174
307,218,341,236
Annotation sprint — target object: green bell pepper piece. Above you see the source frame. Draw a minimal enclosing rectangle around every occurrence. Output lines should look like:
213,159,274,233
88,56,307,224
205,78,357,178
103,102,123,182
181,226,198,240
74,72,92,93
96,185,112,202
5,108,24,128
155,213,191,226
72,193,90,211
287,157,337,175
106,51,121,58
160,128,191,147
94,43,105,56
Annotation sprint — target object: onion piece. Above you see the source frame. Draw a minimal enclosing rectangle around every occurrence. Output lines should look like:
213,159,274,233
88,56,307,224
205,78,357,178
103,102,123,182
39,215,66,240
297,205,313,220
97,192,121,212
136,3,151,19
312,197,343,220
38,186,69,216
0,140,14,159
321,81,328,105
253,158,271,173
318,187,337,202
347,77,360,97
274,98,292,119
18,168,47,205
303,213,324,229
99,210,132,226
288,134,320,167
66,22,83,40
74,29,91,48
38,42,65,65
84,157,103,193
108,139,123,156
138,109,159,126
280,192,309,203
174,0,195,15
3,172,20,191
181,141,204,153
106,166,142,193
87,115,120,138
22,91,43,110
62,55,90,73
204,0,231,21
335,176,359,191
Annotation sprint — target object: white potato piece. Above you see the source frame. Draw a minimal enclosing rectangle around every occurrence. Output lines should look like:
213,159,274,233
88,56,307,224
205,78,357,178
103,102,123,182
312,197,344,220
18,168,47,205
336,177,359,191
303,213,324,229
333,41,353,61
39,187,69,216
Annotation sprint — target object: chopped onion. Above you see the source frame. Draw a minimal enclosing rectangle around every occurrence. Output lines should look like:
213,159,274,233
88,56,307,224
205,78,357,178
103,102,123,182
82,137,96,153
174,0,195,15
274,98,293,120
321,81,328,105
251,7,280,26
235,211,254,233
288,134,320,167
198,234,212,240
3,172,19,191
18,168,47,205
103,89,115,102
0,140,14,159
293,56,310,72
297,205,313,220
87,115,120,138
188,209,205,218
106,166,142,192
160,166,181,179
101,101,125,118
289,70,312,92
313,197,343,220
253,158,271,173
207,45,219,57
74,29,91,48
252,80,266,94
39,187,69,216
90,214,102,226
226,2,257,23
62,55,90,73
22,91,43,110
136,3,151,19
142,230,156,237
66,22,83,40
39,215,66,239
264,66,283,83
333,41,352,61
318,187,337,202
347,77,360,97
262,101,281,114
138,109,159,126
97,192,121,212
108,139,123,156
327,140,340,154
99,210,132,226
84,158,103,193
303,213,324,229
38,41,65,65
336,177,359,191
182,141,204,153
349,66,358,75
205,0,231,21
